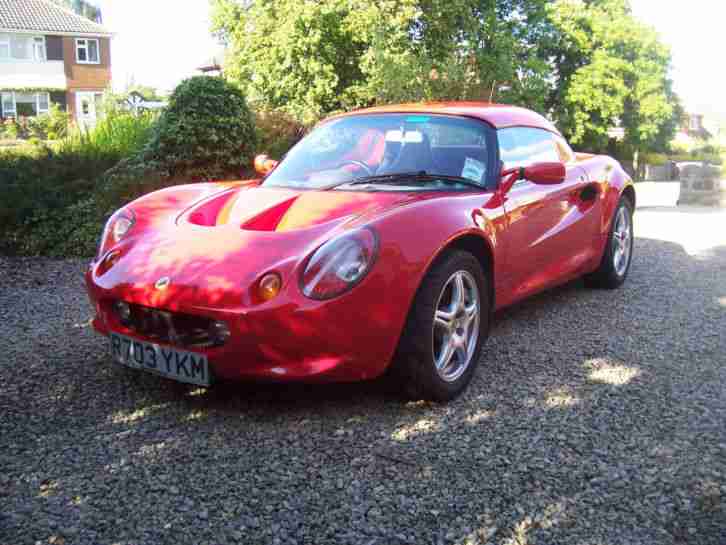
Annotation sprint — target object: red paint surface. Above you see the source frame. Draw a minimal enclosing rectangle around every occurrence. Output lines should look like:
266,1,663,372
85,104,633,384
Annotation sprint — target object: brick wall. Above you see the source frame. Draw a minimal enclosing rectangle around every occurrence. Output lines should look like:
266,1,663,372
62,36,112,118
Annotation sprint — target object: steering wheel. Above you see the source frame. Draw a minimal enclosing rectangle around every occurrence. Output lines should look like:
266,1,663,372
336,159,374,176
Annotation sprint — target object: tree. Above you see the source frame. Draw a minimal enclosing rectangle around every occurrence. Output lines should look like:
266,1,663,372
545,0,679,155
51,0,103,23
210,0,553,124
211,0,680,158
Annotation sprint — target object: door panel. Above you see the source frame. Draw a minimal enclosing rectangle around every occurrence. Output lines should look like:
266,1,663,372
498,127,599,304
75,91,102,130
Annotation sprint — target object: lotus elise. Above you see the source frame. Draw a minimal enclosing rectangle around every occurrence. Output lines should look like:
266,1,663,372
85,102,635,401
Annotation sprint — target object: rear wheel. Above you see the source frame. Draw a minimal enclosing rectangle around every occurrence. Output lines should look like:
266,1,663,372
585,197,634,289
393,251,489,402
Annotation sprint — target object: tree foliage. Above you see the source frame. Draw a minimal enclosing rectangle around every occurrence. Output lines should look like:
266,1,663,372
545,0,679,153
212,0,680,155
211,0,555,123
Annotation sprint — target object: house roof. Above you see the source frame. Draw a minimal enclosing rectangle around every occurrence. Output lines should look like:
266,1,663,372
0,0,111,36
197,56,222,73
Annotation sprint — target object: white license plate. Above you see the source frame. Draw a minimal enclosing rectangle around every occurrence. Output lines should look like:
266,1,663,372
109,332,210,386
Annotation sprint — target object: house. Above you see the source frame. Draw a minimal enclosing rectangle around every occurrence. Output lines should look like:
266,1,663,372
673,112,712,148
196,47,226,77
123,90,166,114
0,0,112,128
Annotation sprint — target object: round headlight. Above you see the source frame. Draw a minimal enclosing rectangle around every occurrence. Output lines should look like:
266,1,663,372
301,228,378,300
97,209,136,259
112,215,134,242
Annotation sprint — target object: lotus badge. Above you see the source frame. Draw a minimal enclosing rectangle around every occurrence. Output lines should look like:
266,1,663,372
154,276,171,290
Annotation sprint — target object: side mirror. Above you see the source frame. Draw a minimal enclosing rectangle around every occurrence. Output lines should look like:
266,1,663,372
522,162,566,185
254,154,279,176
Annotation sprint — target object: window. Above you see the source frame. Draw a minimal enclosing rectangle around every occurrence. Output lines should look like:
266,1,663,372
0,34,46,61
76,38,100,64
1,92,15,116
689,115,700,131
33,37,46,61
0,35,9,60
262,113,495,190
0,92,50,117
553,135,575,164
498,127,561,170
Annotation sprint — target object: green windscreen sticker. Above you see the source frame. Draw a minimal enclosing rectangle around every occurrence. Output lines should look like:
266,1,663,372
405,116,430,123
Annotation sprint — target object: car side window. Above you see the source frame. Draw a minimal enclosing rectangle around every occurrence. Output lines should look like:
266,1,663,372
498,127,561,170
553,134,575,164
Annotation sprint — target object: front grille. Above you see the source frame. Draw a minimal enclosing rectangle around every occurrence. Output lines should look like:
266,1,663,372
111,301,227,348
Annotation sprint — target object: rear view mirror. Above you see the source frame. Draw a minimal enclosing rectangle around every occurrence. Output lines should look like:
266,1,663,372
254,154,279,176
523,162,566,185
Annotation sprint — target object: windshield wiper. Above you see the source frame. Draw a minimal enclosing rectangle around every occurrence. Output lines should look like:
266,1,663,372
331,171,484,190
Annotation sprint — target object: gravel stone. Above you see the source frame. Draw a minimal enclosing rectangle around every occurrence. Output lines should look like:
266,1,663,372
1,188,725,544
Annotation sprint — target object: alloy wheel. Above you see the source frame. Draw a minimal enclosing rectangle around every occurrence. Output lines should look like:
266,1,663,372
612,206,632,277
432,270,480,382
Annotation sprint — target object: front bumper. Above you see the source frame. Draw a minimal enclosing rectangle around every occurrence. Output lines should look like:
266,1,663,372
84,264,404,383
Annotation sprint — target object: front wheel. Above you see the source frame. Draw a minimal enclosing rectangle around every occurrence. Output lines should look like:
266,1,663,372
393,251,489,402
585,197,634,289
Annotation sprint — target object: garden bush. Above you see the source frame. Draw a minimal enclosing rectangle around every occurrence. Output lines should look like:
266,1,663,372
0,110,156,256
26,104,71,140
1,77,259,257
254,108,307,160
142,76,256,179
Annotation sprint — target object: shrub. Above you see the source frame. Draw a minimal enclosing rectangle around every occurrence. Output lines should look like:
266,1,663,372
142,76,257,180
2,77,260,257
254,108,307,160
60,109,156,159
642,152,668,166
3,118,19,139
0,111,156,256
26,104,71,140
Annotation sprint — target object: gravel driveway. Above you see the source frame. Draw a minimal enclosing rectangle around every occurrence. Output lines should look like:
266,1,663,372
2,185,725,545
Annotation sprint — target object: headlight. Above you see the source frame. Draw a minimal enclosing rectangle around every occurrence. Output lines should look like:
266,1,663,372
301,228,378,300
97,209,136,258
112,214,134,242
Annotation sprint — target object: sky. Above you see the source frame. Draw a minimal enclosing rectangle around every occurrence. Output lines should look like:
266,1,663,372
630,0,726,118
98,0,725,117
97,0,220,93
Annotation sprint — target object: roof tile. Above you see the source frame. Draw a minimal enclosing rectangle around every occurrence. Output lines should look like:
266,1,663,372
0,0,110,35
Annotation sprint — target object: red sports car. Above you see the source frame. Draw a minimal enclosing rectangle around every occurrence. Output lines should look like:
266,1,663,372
86,102,635,401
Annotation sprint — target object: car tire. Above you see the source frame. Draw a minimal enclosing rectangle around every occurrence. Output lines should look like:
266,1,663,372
392,250,489,402
584,197,634,289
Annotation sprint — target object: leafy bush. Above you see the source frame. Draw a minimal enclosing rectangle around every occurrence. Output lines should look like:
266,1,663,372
641,152,668,166
61,109,156,159
254,108,307,159
26,104,71,140
2,77,260,257
0,111,156,256
3,118,19,139
142,76,256,179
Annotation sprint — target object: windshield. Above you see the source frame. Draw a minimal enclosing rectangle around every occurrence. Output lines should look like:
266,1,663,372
262,114,495,190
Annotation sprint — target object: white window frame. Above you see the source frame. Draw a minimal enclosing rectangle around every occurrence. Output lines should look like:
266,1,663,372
1,91,51,117
33,36,46,61
2,92,16,116
0,34,9,60
0,34,47,62
75,38,100,64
